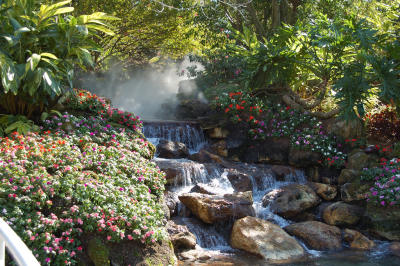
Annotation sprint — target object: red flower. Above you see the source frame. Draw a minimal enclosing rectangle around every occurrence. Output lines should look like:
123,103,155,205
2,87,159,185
225,108,230,113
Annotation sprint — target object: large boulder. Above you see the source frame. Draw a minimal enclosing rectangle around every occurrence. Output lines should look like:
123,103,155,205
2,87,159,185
178,192,255,224
308,182,337,201
364,204,400,241
346,150,370,171
210,140,228,157
326,118,364,140
269,184,321,219
226,169,253,192
242,137,291,164
288,148,321,167
231,217,305,263
157,139,189,159
284,221,342,251
188,149,226,164
338,169,360,185
322,202,364,226
343,229,375,250
166,220,197,251
271,165,297,180
340,182,369,202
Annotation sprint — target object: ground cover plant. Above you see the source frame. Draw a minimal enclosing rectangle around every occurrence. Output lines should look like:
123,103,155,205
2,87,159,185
0,90,166,265
362,157,400,206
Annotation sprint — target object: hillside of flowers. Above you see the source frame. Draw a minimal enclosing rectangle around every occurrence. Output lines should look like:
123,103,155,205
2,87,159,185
212,90,347,168
0,90,166,265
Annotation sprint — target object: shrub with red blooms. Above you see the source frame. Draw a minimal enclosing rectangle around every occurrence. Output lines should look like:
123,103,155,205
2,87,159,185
65,89,143,131
366,106,400,141
1,114,166,265
212,90,347,168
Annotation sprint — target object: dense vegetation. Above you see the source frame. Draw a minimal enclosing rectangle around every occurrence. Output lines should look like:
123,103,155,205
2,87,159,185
0,0,400,264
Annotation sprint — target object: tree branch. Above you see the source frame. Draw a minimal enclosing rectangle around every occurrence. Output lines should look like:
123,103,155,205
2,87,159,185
282,94,341,119
245,2,268,39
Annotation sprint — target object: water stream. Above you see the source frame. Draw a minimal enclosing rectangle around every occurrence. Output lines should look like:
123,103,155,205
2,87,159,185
142,121,400,265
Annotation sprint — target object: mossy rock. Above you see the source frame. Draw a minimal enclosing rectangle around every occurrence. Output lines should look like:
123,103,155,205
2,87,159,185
147,141,156,159
364,204,400,240
88,237,110,266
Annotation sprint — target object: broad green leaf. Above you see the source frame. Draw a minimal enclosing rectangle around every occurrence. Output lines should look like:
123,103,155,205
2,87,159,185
26,53,41,71
40,52,58,60
53,7,74,16
0,53,19,94
8,16,22,30
15,27,31,34
0,35,14,45
149,56,160,63
86,24,115,36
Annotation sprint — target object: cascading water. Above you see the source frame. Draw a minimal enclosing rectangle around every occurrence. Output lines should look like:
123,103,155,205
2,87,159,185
143,121,400,265
143,121,307,251
143,120,207,153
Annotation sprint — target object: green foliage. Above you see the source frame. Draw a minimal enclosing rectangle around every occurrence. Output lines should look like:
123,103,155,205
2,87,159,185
0,0,116,117
71,0,199,67
0,114,39,136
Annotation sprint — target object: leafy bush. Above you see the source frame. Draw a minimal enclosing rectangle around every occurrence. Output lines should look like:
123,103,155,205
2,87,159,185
0,114,39,136
213,90,346,168
1,111,166,265
366,105,400,142
0,0,116,117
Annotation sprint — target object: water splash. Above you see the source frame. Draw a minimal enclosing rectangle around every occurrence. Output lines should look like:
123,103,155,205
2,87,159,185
143,121,207,153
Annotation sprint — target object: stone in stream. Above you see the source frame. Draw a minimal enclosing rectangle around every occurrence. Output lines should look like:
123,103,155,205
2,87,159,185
390,242,400,257
164,191,179,217
270,165,297,180
226,168,253,192
284,221,342,251
190,183,216,195
188,149,226,164
268,184,321,219
231,217,305,262
343,229,375,250
166,220,197,251
156,139,189,159
308,182,337,201
178,192,255,224
340,182,369,202
322,201,364,226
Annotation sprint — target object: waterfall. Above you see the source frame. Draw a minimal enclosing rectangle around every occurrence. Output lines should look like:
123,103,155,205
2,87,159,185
143,120,207,153
144,121,307,251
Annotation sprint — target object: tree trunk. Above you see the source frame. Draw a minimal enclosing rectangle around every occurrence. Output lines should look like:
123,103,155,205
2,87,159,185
271,0,281,29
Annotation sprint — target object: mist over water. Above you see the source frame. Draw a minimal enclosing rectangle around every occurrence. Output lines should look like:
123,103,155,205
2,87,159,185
77,57,204,120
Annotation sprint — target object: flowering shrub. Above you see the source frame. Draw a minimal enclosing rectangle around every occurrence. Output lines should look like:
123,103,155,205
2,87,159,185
213,91,346,168
362,158,400,206
366,105,400,141
0,113,166,265
65,89,143,131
